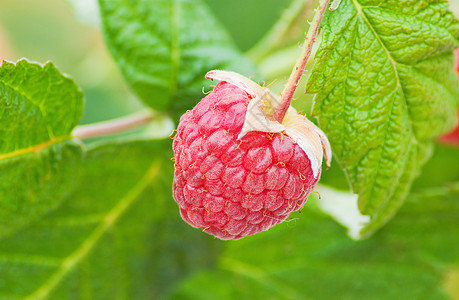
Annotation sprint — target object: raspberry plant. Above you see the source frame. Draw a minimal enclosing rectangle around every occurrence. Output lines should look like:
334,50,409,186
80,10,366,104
0,0,458,299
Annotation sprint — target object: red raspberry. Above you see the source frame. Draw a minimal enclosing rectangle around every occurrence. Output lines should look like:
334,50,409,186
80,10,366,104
455,49,459,73
172,71,330,240
439,110,459,146
438,49,459,147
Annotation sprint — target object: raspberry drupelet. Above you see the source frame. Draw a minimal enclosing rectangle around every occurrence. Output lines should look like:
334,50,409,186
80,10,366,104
172,71,331,240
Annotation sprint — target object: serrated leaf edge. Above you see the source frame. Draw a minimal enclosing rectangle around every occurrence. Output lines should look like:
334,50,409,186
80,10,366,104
308,0,459,238
0,59,84,134
0,59,84,160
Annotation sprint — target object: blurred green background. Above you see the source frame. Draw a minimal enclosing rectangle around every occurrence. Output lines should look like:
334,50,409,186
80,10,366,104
1,0,459,298
2,0,457,125
0,0,291,125
0,0,315,125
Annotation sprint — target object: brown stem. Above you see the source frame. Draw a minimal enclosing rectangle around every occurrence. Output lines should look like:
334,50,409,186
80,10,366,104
272,0,331,123
72,109,157,139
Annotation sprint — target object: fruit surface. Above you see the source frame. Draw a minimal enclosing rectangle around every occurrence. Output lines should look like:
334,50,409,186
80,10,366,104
172,82,320,240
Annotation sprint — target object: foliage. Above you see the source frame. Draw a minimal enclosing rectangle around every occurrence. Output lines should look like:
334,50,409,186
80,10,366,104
0,60,83,238
307,0,459,237
170,183,459,300
98,0,256,120
0,0,458,299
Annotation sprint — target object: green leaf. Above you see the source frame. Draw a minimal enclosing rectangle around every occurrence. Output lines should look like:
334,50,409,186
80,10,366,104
169,183,459,299
0,59,84,238
0,138,221,299
98,0,256,118
306,0,459,237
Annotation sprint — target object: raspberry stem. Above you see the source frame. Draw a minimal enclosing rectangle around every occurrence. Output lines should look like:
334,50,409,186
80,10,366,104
72,109,157,139
272,0,331,123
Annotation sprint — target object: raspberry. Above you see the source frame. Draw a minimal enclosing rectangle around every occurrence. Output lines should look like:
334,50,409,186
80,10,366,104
172,71,331,240
455,49,459,73
438,49,459,147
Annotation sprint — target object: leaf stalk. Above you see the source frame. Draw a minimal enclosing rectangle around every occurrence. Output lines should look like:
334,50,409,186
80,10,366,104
72,109,157,139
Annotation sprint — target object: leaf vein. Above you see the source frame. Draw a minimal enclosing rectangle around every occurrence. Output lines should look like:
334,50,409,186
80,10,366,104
169,0,181,98
24,162,161,300
0,136,68,161
0,76,55,140
350,1,417,205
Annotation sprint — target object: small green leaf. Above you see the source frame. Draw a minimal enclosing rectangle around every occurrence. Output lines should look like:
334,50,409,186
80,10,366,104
169,183,459,299
0,139,220,299
0,60,84,238
306,0,459,237
98,0,256,118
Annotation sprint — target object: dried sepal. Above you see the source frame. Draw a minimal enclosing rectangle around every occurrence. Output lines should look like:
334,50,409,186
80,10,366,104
205,70,332,178
238,94,285,139
283,107,327,178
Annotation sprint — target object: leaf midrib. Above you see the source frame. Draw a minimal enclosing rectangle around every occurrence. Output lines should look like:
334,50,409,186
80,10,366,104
25,161,161,300
0,65,68,159
169,0,181,98
0,74,55,139
220,257,304,299
0,136,68,161
349,0,416,216
351,0,402,88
